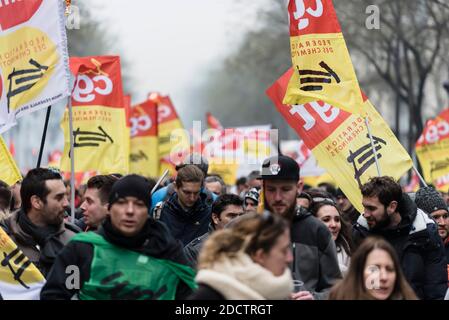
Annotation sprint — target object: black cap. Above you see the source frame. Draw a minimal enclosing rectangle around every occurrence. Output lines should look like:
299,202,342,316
261,155,299,181
108,174,151,210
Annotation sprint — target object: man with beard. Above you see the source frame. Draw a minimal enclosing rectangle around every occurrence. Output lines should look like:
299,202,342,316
1,168,80,277
414,186,449,285
353,176,447,300
261,155,341,300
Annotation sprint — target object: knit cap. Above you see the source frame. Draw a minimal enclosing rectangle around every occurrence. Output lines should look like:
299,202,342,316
415,186,448,214
108,174,151,209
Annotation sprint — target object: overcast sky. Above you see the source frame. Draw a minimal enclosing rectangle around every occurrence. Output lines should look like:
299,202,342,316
87,0,267,114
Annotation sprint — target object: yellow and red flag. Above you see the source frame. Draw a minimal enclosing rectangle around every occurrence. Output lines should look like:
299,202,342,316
60,56,129,174
129,99,159,178
268,69,412,212
0,0,70,133
0,228,45,299
284,0,363,115
415,108,449,188
148,93,189,176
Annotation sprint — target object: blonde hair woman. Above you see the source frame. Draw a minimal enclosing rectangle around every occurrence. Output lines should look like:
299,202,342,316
189,212,293,300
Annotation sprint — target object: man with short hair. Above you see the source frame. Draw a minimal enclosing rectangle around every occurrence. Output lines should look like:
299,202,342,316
157,165,213,246
415,186,449,284
151,153,217,210
79,175,117,231
41,174,196,300
353,177,448,300
204,175,226,196
184,194,244,266
1,168,79,276
261,155,341,300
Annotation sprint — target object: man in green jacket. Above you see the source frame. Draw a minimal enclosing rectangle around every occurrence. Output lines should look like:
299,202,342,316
41,174,196,300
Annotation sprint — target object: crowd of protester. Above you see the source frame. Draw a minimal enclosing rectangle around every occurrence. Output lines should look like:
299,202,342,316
0,153,448,300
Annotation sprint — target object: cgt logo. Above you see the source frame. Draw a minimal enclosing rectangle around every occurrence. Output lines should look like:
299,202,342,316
0,0,43,31
157,104,172,122
72,74,113,103
130,115,152,137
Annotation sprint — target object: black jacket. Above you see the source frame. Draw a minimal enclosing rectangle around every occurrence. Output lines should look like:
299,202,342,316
289,207,342,300
183,225,214,268
40,219,193,300
353,194,448,300
159,192,213,246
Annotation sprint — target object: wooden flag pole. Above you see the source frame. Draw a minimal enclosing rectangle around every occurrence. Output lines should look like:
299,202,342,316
36,106,52,168
364,116,382,176
151,169,169,195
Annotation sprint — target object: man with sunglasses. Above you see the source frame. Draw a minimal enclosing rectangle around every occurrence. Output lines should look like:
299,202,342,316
261,155,341,300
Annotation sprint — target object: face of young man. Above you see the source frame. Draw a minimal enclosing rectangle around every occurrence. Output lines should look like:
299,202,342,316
40,179,69,226
175,181,202,209
362,196,397,230
109,196,148,237
264,180,300,220
212,204,245,230
430,209,449,240
80,188,109,228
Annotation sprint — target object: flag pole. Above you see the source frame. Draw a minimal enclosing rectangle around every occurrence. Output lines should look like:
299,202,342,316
151,169,169,195
68,96,76,223
36,106,52,168
412,163,427,187
364,116,382,176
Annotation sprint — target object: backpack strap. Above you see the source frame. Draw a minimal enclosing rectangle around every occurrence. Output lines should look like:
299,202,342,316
152,201,165,220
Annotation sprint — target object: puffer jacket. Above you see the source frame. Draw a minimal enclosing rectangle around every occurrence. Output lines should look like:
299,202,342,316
158,192,213,246
353,193,448,300
290,206,342,300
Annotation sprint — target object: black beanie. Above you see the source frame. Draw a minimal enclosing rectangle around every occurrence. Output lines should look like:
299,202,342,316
415,186,448,214
108,174,151,209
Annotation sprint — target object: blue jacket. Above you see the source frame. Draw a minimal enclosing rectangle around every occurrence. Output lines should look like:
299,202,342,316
158,192,213,246
353,194,448,300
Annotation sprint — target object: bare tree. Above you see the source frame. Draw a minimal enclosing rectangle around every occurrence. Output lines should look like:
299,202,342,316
336,0,449,153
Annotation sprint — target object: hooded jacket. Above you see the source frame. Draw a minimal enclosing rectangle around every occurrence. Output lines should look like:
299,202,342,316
290,206,342,300
353,193,448,300
0,209,79,277
158,192,213,246
40,217,194,300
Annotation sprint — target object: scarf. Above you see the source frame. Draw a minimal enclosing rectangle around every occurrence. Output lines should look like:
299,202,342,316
16,209,65,268
100,216,188,265
195,252,293,300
